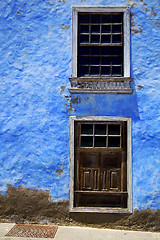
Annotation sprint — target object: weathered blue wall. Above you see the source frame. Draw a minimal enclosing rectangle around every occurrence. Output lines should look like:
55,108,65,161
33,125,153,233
0,0,160,210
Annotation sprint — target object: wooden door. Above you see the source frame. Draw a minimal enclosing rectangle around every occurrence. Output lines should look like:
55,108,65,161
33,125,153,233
74,121,127,208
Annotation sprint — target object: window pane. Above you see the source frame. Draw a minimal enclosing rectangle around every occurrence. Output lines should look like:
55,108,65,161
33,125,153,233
112,66,122,76
79,14,90,24
90,47,100,55
79,56,89,65
112,14,122,23
101,57,111,65
79,46,89,55
101,66,110,75
80,35,89,43
90,66,99,75
91,25,100,33
108,125,120,135
81,136,93,147
101,35,111,43
91,14,100,23
80,25,89,33
112,25,122,33
112,47,122,55
108,137,120,147
102,14,111,23
102,25,111,33
79,66,89,76
95,137,106,147
90,57,100,65
112,35,122,43
102,47,111,55
112,57,121,65
91,35,100,43
81,124,93,134
95,124,106,135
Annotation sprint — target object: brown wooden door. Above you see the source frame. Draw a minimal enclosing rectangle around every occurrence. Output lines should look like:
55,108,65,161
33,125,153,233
74,121,127,208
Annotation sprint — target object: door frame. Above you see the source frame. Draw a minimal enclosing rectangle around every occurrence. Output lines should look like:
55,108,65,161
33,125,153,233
69,116,132,213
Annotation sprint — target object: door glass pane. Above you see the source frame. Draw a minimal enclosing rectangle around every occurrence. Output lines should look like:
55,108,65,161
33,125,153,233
81,136,93,147
95,124,106,135
81,124,93,134
95,136,106,147
108,124,120,135
108,137,120,147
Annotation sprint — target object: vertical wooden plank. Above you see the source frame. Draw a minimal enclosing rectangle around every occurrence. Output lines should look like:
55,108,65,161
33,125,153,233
99,152,102,190
121,151,127,191
76,151,80,190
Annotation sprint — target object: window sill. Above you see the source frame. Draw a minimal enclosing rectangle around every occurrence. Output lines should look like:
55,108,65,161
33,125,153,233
69,77,133,94
70,207,131,213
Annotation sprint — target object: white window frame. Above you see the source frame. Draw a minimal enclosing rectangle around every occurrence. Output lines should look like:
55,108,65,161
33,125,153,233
70,7,132,94
69,116,132,213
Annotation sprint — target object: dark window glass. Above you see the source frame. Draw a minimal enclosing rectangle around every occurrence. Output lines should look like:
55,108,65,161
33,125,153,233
112,47,122,55
112,14,122,23
101,35,111,43
102,25,111,33
95,137,106,147
81,124,93,134
79,66,89,76
81,136,93,147
101,57,111,65
112,35,121,43
103,47,111,55
101,66,110,75
79,46,89,55
80,35,89,43
91,25,100,33
90,66,99,75
91,14,100,23
91,47,100,55
79,56,89,65
90,57,100,65
108,137,120,147
112,25,122,33
112,66,122,76
91,35,100,43
108,125,120,135
102,14,111,23
80,25,89,33
112,57,121,65
79,14,90,23
95,124,106,135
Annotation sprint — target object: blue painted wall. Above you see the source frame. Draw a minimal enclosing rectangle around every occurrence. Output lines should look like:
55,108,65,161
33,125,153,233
0,0,160,210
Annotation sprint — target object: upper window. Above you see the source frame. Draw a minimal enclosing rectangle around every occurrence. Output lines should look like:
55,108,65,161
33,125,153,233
69,7,133,94
78,13,123,77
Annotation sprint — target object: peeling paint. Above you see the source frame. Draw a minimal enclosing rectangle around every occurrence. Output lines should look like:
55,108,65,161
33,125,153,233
56,168,64,175
60,86,66,94
151,7,157,17
62,24,70,30
137,85,143,91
